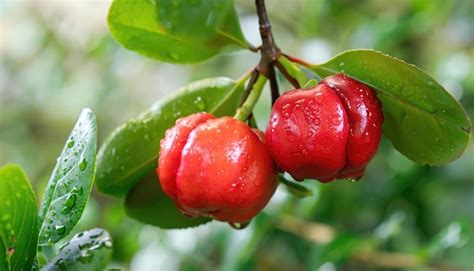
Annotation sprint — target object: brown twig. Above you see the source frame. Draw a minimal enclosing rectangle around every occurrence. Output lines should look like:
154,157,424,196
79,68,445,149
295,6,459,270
255,0,281,104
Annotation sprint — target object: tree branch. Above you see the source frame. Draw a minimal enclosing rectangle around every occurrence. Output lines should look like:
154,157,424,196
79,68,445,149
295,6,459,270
255,0,281,104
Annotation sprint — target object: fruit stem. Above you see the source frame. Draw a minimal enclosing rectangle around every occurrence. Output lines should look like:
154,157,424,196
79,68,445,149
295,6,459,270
234,74,267,122
283,53,314,67
276,56,311,87
278,175,313,198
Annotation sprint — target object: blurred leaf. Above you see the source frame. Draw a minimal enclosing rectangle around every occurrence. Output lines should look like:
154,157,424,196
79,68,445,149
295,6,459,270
311,49,471,165
96,77,246,197
41,228,112,271
0,238,6,271
108,0,247,63
0,164,38,271
125,172,210,229
419,219,471,260
278,175,313,198
374,211,406,242
38,109,97,246
315,234,361,266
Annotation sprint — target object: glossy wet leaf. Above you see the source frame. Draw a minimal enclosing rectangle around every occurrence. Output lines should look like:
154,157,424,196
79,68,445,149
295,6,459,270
96,77,246,197
41,228,112,271
108,0,247,63
311,49,471,165
0,164,38,271
38,109,97,246
125,172,210,229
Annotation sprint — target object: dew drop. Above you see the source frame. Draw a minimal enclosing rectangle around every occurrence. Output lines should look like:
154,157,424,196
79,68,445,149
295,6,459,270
65,193,77,209
67,140,75,148
194,96,206,110
77,253,94,264
79,158,87,171
331,114,341,125
55,225,67,235
285,129,297,142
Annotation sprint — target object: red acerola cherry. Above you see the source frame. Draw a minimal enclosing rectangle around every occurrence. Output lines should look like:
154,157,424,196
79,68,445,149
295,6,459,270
265,74,383,182
158,113,278,223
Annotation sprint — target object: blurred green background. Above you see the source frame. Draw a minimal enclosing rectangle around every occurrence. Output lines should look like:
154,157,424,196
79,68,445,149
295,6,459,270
1,0,473,270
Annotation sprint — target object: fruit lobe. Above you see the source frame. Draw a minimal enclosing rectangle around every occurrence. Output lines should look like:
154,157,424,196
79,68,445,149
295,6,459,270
266,74,383,182
158,113,277,223
322,74,383,179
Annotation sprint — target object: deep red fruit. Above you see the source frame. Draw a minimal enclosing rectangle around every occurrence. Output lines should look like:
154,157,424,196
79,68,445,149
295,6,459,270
265,74,383,182
158,113,278,223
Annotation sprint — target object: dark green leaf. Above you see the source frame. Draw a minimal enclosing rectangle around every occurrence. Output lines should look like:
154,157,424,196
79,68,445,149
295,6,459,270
38,109,97,246
0,164,38,271
41,228,112,271
125,172,210,229
96,77,246,197
311,49,471,165
108,0,247,63
278,175,313,198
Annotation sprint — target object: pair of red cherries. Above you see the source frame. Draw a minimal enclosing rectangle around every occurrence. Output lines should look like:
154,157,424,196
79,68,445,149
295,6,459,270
157,74,384,224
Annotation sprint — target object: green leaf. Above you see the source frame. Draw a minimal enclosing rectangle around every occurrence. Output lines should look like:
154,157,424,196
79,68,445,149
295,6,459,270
419,219,471,260
0,164,38,271
311,49,471,165
96,77,246,197
108,0,247,63
278,175,313,198
41,228,112,271
315,234,361,267
125,172,210,229
38,109,97,246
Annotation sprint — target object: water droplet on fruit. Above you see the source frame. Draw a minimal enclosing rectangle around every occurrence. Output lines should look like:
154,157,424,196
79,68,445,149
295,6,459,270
285,129,297,142
331,114,341,125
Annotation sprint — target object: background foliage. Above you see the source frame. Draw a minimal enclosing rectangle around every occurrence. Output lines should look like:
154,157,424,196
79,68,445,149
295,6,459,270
1,0,473,270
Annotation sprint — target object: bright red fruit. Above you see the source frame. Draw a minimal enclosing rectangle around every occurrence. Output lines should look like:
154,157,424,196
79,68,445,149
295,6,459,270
266,74,383,182
158,113,278,223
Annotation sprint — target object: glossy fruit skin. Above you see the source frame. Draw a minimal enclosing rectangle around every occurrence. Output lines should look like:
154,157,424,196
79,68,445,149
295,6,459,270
266,74,383,182
158,113,278,223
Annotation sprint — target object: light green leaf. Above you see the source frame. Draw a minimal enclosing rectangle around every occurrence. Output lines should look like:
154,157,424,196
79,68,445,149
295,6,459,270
0,164,38,271
96,77,246,197
41,228,112,271
125,172,210,229
311,49,471,165
38,109,97,246
108,0,247,63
